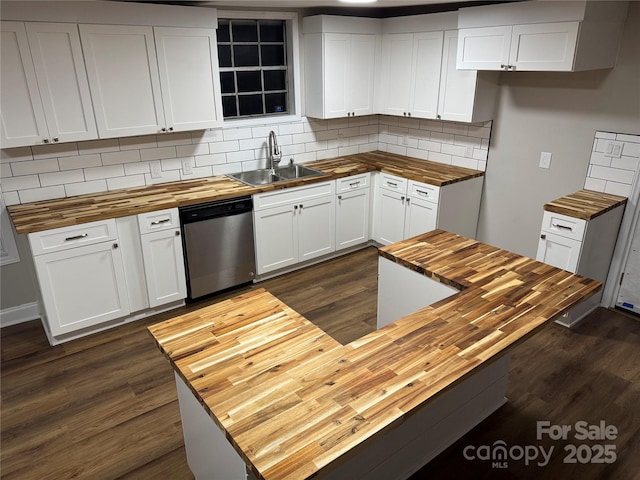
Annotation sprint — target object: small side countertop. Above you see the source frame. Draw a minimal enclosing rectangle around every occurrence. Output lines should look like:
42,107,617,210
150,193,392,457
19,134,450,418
543,189,627,221
148,229,601,480
7,151,482,235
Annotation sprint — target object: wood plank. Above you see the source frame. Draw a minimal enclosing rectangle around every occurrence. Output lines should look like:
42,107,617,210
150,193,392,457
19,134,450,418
544,188,627,220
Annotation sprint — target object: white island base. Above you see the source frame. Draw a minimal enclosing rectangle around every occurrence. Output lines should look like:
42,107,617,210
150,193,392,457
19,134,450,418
173,255,512,480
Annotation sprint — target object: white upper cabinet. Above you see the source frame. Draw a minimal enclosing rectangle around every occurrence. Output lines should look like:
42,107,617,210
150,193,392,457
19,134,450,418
303,15,380,119
154,27,223,131
378,32,443,119
81,24,223,138
457,0,629,72
1,21,97,148
80,24,166,138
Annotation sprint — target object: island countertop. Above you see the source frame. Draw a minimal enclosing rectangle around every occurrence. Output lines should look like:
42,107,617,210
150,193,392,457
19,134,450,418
148,230,601,480
7,151,482,235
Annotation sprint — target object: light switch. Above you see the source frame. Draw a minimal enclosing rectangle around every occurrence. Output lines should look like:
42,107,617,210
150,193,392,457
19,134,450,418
182,158,193,175
465,146,474,157
150,160,162,179
539,152,552,169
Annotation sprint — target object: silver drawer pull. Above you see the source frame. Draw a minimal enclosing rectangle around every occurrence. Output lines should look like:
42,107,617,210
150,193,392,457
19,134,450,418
65,233,88,241
415,189,430,196
150,218,171,226
552,223,572,231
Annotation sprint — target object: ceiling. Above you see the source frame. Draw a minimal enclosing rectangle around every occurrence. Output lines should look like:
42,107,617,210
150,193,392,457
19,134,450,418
201,0,465,7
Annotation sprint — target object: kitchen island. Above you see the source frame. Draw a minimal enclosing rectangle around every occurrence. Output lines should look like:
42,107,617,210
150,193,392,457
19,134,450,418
148,230,601,480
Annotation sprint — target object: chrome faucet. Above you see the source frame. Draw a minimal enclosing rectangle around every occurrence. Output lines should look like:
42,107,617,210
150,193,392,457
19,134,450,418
268,130,281,172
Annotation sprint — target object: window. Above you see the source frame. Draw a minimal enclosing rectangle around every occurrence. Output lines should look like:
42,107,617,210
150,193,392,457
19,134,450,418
218,18,291,119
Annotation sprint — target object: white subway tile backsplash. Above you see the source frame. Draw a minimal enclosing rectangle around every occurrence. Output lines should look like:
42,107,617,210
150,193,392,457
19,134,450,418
594,131,616,140
176,143,210,157
604,181,632,197
197,129,224,142
140,146,177,162
84,164,125,181
378,133,398,145
279,123,305,135
338,145,359,156
467,125,491,139
441,144,467,157
32,142,78,160
124,162,151,176
418,119,442,132
585,131,640,196
348,117,370,128
291,132,315,144
1,147,33,163
616,133,640,144
101,150,141,166
161,158,184,171
78,139,120,155
443,123,468,136
388,126,409,136
417,139,441,152
611,156,640,172
454,135,482,148
107,174,145,191
222,127,253,141
59,153,102,171
473,149,488,161
451,156,478,170
317,148,340,160
316,129,340,141
590,165,634,184
195,153,227,167
65,179,108,197
589,151,612,167
430,132,455,144
2,191,20,206
11,158,59,176
211,140,240,153
386,144,407,156
19,185,65,203
157,132,192,147
407,128,429,140
181,166,214,180
119,135,157,150
145,169,181,185
584,177,606,191
212,163,242,176
327,118,349,130
304,119,328,132
306,140,328,152
428,151,452,165
2,175,40,191
405,148,429,161
358,143,377,153
239,138,266,150
226,150,255,163
40,169,84,187
622,142,640,157
1,164,12,178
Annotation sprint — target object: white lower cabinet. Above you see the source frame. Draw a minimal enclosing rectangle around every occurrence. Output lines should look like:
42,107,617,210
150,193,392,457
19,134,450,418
28,219,130,339
335,174,371,250
138,208,186,308
372,172,483,245
254,181,335,275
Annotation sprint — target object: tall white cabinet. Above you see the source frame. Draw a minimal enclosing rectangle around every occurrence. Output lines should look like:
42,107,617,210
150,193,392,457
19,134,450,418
303,16,379,119
1,21,97,148
535,190,627,327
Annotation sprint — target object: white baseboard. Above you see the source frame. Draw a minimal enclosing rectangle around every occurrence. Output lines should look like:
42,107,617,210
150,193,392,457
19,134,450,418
0,302,40,328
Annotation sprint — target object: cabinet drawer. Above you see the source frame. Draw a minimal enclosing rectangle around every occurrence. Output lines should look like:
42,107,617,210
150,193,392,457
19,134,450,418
378,173,407,194
540,210,586,241
28,219,117,256
407,180,439,204
138,208,180,234
337,173,370,193
254,181,335,211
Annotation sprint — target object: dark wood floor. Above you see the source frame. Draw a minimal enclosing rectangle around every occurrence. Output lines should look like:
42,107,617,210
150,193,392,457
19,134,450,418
2,246,639,479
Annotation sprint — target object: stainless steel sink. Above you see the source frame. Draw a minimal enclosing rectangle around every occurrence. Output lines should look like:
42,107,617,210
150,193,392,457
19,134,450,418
227,165,324,187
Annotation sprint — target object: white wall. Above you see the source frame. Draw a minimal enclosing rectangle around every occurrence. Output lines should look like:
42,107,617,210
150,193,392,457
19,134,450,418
476,2,640,258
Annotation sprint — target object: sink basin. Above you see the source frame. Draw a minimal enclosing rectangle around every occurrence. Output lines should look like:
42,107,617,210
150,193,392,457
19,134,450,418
228,165,324,187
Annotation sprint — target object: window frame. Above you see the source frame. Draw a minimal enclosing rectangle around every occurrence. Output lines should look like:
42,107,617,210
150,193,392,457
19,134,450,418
216,10,302,127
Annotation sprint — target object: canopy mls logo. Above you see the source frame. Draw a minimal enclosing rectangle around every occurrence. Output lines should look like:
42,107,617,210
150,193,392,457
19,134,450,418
463,420,618,469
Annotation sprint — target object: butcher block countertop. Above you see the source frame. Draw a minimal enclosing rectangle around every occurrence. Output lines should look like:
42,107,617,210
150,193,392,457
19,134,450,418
148,230,601,480
7,151,482,235
543,189,627,220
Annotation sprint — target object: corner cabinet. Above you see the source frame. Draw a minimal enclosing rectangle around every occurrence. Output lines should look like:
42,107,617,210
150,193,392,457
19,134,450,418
303,16,379,119
80,24,222,138
0,21,97,148
253,182,336,275
372,172,483,245
28,219,130,339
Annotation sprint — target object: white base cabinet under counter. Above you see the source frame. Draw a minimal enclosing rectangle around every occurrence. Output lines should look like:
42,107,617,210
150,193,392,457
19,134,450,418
253,181,336,276
28,219,130,340
372,172,484,246
335,173,371,251
536,190,627,327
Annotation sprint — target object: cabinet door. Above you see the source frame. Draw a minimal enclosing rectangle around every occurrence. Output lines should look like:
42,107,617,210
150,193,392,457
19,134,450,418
410,32,443,119
438,30,480,122
404,197,438,239
536,231,581,273
348,34,376,116
456,26,511,70
509,22,579,71
379,33,413,117
254,204,298,274
297,195,335,262
26,22,98,143
154,27,223,131
336,188,370,250
323,33,350,118
375,189,406,246
140,228,187,307
0,21,49,148
80,24,165,138
34,241,130,336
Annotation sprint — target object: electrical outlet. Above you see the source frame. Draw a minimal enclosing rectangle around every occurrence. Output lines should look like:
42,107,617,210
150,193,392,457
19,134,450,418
465,146,474,157
402,135,408,146
150,160,162,179
539,152,552,169
606,141,623,158
182,157,193,175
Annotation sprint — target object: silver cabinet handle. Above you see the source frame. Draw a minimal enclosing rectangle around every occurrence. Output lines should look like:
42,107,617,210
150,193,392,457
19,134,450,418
150,218,171,226
65,233,88,241
415,189,429,196
552,223,572,231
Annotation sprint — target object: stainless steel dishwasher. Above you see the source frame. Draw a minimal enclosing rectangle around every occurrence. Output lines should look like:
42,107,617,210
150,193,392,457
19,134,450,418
179,196,256,300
